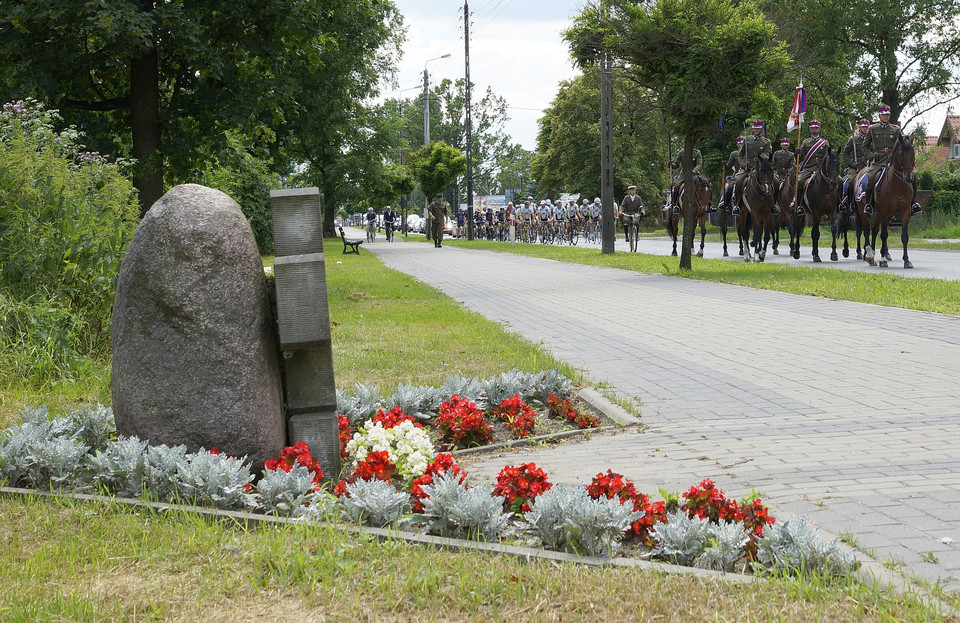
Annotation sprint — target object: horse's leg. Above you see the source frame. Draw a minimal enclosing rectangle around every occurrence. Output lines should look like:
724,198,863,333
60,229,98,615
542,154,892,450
879,222,890,267
739,215,753,262
902,218,913,268
697,219,706,258
811,218,822,262
720,219,729,257
838,211,850,258
856,208,866,261
829,214,839,262
865,218,879,266
792,213,804,260
761,217,772,262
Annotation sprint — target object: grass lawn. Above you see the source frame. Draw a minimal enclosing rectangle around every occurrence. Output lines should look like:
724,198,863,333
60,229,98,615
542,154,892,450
3,245,958,621
433,237,960,317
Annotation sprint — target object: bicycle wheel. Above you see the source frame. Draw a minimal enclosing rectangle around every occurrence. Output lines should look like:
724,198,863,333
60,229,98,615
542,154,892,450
571,226,579,246
629,223,638,252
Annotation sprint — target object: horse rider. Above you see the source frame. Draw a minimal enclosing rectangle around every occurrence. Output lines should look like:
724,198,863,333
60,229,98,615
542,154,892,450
619,185,646,242
667,147,704,213
839,119,870,213
717,136,745,215
771,137,794,209
722,120,772,216
794,120,831,216
859,104,922,217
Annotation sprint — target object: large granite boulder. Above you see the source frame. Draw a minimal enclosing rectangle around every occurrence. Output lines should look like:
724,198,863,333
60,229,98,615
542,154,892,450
111,184,284,467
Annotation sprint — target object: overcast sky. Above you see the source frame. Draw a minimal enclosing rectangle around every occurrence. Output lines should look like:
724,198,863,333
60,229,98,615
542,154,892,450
383,0,951,151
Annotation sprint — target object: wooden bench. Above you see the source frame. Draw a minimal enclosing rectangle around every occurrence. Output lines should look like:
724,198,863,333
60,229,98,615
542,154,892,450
339,226,363,254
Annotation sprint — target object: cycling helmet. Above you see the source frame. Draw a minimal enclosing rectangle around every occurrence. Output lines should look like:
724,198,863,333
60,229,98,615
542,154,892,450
593,197,601,204
582,199,589,206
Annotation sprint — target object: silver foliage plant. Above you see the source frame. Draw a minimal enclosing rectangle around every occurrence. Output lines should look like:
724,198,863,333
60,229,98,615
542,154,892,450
84,436,149,496
256,463,318,516
337,369,574,422
694,521,751,572
0,406,88,488
173,449,256,510
754,516,859,577
339,478,409,527
419,471,512,541
652,511,751,571
65,404,116,452
524,484,640,557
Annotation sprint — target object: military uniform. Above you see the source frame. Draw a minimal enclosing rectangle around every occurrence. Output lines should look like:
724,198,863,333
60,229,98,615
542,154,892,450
428,196,448,247
771,148,794,184
860,121,902,205
727,133,772,213
668,149,702,208
840,134,868,209
725,150,745,173
797,134,831,191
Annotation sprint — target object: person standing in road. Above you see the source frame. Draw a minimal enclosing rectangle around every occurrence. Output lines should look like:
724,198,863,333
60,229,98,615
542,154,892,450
428,193,448,248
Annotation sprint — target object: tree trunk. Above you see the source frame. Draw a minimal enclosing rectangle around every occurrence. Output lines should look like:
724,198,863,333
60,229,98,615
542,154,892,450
679,135,697,271
130,44,163,217
322,188,336,238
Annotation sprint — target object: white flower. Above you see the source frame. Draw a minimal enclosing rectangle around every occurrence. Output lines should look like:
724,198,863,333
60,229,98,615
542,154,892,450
346,418,436,479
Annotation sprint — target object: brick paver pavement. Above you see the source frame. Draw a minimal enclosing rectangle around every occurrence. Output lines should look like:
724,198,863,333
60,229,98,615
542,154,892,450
365,240,960,590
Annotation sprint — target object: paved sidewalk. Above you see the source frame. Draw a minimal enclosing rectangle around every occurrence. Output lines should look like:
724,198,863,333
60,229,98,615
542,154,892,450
366,240,960,591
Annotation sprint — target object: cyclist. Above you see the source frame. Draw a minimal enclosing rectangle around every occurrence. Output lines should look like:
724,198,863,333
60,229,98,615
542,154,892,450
455,206,466,238
485,205,495,239
383,204,397,241
364,207,377,242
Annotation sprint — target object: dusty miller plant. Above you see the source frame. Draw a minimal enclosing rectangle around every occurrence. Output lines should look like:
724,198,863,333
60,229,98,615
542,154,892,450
651,511,711,566
754,516,859,577
694,521,750,572
292,491,338,522
524,484,639,557
386,382,445,421
65,404,116,452
441,375,487,409
339,479,409,527
256,463,318,516
173,449,256,510
83,436,149,496
0,406,87,488
419,471,512,541
482,370,540,408
337,382,385,425
143,444,190,501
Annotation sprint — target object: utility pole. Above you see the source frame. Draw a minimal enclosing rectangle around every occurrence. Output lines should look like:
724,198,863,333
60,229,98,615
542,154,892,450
464,0,475,241
600,51,615,254
422,53,450,240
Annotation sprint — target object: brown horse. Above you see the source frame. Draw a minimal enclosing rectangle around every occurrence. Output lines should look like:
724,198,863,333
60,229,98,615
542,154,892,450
736,154,776,262
791,148,841,262
666,173,714,257
772,164,797,256
856,134,917,268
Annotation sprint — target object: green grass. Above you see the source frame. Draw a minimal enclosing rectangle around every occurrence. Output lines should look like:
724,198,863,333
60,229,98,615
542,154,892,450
1,493,957,622
436,238,960,316
3,246,959,621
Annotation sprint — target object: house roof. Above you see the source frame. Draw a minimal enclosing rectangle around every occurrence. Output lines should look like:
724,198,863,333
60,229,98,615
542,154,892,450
937,116,960,146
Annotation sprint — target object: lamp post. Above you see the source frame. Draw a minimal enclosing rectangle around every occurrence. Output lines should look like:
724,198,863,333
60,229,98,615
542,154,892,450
423,53,451,239
423,54,451,147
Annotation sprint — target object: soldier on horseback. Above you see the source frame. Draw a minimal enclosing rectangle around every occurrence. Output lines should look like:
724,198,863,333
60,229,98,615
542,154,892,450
772,137,794,207
859,105,922,217
795,120,830,216
667,147,704,213
719,120,772,217
718,136,746,216
839,119,870,213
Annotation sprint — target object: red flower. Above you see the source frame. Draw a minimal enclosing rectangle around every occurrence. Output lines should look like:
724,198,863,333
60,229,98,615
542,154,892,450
263,442,324,485
492,463,552,514
335,450,398,497
338,414,354,459
372,406,422,429
547,393,600,429
435,394,494,447
410,453,467,513
491,394,537,439
586,470,665,545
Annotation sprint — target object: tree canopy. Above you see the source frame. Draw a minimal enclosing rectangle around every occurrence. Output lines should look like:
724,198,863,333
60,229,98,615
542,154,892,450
0,0,403,217
408,141,466,201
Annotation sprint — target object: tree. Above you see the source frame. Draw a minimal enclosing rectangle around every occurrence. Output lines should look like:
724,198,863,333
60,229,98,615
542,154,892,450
566,0,790,269
0,0,402,216
408,141,467,201
759,0,960,126
531,70,667,209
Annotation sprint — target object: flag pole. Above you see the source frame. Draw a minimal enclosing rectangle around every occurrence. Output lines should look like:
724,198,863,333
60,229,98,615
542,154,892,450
792,79,804,211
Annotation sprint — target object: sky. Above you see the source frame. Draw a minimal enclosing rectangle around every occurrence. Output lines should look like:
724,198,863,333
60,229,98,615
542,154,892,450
382,0,953,152
382,0,585,152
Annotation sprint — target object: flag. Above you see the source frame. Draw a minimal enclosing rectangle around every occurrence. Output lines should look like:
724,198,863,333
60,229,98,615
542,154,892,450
787,83,806,132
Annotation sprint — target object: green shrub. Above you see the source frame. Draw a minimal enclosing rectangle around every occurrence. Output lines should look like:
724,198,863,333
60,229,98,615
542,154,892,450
928,190,960,213
0,99,138,384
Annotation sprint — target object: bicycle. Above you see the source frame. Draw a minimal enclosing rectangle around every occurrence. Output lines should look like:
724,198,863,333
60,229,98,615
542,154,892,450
622,212,644,253
366,219,376,243
384,221,394,242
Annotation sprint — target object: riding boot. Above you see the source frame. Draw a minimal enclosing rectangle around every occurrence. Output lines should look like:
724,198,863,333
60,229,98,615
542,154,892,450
796,205,804,216
771,204,780,215
911,203,923,216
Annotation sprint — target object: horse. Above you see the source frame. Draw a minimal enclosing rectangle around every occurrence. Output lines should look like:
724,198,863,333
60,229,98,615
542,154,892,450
735,153,775,262
855,134,917,268
666,173,714,257
772,164,797,256
790,148,841,262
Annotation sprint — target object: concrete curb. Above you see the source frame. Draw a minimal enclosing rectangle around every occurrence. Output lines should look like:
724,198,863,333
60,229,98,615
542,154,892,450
577,386,642,426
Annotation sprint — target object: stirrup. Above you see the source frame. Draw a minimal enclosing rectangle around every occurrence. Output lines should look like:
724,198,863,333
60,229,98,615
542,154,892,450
672,205,680,215
796,206,804,216
731,206,741,216
771,205,780,215
839,202,848,214
863,204,873,217
911,203,922,215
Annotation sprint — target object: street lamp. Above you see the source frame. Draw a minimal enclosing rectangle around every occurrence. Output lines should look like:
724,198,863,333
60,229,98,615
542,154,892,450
423,54,451,146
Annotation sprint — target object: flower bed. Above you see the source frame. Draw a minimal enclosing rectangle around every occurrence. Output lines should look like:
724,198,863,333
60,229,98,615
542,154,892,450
0,402,858,580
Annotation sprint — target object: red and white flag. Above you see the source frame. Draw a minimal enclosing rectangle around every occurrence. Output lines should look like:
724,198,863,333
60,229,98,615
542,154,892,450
787,83,807,132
